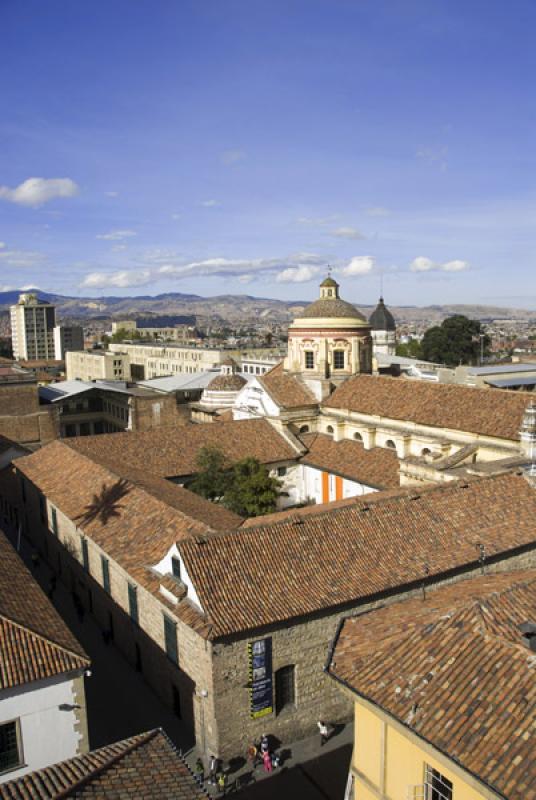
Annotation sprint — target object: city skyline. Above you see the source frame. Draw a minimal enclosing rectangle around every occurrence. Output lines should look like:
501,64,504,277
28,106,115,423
2,0,536,307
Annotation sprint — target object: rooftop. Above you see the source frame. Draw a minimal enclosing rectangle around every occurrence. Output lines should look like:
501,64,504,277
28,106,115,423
323,373,530,441
328,570,536,800
0,728,207,799
299,432,400,488
258,362,317,408
178,471,536,638
0,528,89,690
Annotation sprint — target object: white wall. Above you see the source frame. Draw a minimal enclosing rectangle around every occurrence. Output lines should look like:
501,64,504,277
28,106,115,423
298,464,378,504
233,379,281,419
0,674,85,783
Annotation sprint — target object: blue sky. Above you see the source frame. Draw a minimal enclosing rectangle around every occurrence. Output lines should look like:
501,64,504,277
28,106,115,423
1,0,536,307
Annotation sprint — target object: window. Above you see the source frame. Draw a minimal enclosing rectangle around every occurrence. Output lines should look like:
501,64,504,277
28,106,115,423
51,507,58,536
39,495,46,524
299,425,309,434
101,556,111,593
425,766,453,800
164,615,178,664
385,439,396,450
305,351,314,369
275,665,296,713
277,467,287,477
128,583,139,625
171,556,181,580
353,432,363,442
333,350,345,369
81,538,90,573
0,720,22,774
326,425,334,435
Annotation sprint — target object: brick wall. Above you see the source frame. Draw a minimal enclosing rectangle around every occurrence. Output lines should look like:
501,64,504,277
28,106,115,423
130,394,184,431
0,382,40,415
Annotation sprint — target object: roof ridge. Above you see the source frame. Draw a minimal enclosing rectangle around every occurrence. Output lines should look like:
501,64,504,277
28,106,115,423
54,729,160,799
0,613,89,666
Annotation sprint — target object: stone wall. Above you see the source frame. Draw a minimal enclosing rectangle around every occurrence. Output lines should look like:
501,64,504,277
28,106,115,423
0,381,40,415
130,393,182,431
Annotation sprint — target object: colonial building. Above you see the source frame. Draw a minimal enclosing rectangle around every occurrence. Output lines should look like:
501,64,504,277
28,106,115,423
191,359,247,422
327,569,536,800
0,529,90,783
11,437,536,761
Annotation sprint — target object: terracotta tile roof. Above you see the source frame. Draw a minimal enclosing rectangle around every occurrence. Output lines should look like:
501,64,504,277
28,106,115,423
328,570,536,800
323,374,530,441
65,418,296,478
0,529,89,690
299,433,400,488
0,728,207,799
258,363,317,409
16,443,240,581
178,472,536,638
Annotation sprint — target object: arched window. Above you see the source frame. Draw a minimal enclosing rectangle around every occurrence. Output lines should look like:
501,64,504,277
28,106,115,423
353,432,363,442
299,425,309,434
421,448,431,457
326,425,334,435
385,439,396,450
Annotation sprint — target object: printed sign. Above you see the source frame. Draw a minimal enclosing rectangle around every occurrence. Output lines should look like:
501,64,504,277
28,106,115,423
247,637,273,719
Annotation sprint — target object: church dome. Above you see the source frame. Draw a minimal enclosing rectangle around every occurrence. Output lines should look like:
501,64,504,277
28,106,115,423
369,297,396,331
300,296,367,321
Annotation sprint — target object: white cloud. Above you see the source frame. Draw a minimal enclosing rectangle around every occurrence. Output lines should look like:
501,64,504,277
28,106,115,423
416,146,448,172
111,244,127,252
410,256,435,272
365,206,390,217
96,229,137,241
80,270,152,289
0,242,5,249
170,213,182,221
331,226,365,241
0,284,15,292
297,215,338,226
221,149,246,165
80,252,327,289
338,256,375,277
443,259,469,272
0,247,44,268
276,266,321,283
201,199,221,208
104,191,119,197
410,256,470,273
0,177,79,207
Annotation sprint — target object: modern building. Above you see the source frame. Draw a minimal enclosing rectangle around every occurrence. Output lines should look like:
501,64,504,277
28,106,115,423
111,319,199,343
0,529,90,784
10,294,56,361
0,729,207,798
327,569,536,800
65,350,130,382
40,379,183,437
53,325,84,360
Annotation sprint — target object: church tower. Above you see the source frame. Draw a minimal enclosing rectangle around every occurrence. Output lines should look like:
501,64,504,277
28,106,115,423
284,276,372,399
369,296,397,356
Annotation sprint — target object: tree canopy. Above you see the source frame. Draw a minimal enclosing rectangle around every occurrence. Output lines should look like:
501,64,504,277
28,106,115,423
420,315,490,367
188,446,281,517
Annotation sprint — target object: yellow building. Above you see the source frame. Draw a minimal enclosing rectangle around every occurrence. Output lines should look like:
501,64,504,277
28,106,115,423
327,570,536,800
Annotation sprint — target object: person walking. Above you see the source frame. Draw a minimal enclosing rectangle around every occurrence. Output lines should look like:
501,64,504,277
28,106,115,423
217,771,227,796
318,720,329,747
262,750,272,773
208,754,218,785
194,757,204,787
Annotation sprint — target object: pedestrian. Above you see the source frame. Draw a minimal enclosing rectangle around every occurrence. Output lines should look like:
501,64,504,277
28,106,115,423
194,757,204,786
262,750,272,773
217,771,227,796
271,751,281,768
260,733,269,754
246,743,257,767
318,720,329,747
208,754,218,785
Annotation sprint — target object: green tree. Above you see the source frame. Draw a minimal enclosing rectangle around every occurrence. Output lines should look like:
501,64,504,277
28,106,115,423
421,315,490,366
395,339,422,359
188,448,281,517
188,446,232,502
110,327,142,343
223,457,281,517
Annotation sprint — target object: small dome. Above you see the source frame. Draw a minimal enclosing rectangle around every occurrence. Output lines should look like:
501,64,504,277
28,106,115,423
369,297,396,331
320,276,338,288
300,297,367,321
220,356,238,368
207,373,246,391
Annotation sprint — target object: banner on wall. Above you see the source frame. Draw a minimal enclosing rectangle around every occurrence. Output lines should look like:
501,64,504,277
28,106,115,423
247,637,273,719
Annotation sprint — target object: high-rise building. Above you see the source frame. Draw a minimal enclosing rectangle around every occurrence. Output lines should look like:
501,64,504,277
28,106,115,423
10,293,56,361
53,324,84,359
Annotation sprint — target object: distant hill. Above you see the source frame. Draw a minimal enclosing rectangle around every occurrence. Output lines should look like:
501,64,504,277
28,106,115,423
0,289,534,325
